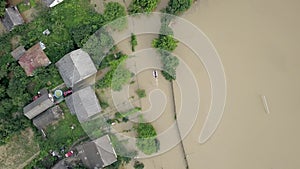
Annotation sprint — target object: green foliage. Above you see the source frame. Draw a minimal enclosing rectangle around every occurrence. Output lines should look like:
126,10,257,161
81,115,107,139
111,64,132,91
128,0,159,14
0,0,6,17
99,100,109,109
152,35,178,51
131,33,138,52
160,14,175,35
134,161,145,169
96,54,131,91
160,50,179,81
112,107,141,123
105,134,137,169
103,2,127,31
17,0,36,13
166,0,192,15
136,89,146,98
83,30,115,66
135,123,159,155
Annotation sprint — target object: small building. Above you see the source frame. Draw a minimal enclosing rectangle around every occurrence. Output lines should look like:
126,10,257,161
18,42,51,76
11,46,26,60
42,0,64,8
24,91,54,119
76,135,117,169
65,86,101,122
55,49,97,89
1,7,24,31
32,105,63,129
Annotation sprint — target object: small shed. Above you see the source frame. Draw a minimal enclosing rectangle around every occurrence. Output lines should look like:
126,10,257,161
1,7,24,31
24,93,54,119
33,105,63,129
65,86,101,122
76,135,117,169
18,42,51,76
55,49,97,88
11,46,26,60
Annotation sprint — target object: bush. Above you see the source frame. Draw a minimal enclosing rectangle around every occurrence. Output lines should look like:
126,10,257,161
131,33,138,52
135,123,159,155
152,35,178,52
96,54,131,91
136,89,146,98
0,0,6,17
128,0,158,14
166,0,193,15
134,161,145,169
103,2,127,31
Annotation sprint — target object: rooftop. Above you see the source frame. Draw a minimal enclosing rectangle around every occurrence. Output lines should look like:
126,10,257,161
55,49,97,88
1,7,24,31
24,93,54,119
18,42,51,76
76,135,117,169
32,105,63,129
65,86,101,122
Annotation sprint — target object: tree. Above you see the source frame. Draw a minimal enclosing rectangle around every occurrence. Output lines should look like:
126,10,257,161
128,0,158,14
135,123,159,155
134,161,144,169
111,65,132,91
165,0,192,15
96,54,131,90
83,30,115,66
0,0,6,18
103,2,127,31
152,35,178,51
160,50,179,81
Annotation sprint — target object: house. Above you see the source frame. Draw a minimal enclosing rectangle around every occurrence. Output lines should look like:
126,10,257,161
76,135,117,169
18,42,51,76
42,0,64,8
24,90,54,119
65,86,101,122
32,105,63,129
11,46,26,60
55,49,97,89
1,7,24,31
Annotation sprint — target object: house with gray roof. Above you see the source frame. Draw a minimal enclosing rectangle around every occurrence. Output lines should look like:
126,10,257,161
76,135,117,169
55,49,97,89
24,91,54,119
1,7,24,31
42,0,64,8
65,86,101,122
33,105,63,129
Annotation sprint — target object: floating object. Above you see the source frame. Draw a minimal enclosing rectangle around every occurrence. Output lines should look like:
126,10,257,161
261,95,270,114
153,70,158,78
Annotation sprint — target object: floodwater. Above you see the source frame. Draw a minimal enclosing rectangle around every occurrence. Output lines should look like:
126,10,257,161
115,0,300,168
179,0,300,169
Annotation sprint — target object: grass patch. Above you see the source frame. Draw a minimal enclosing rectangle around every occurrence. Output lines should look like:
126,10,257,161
17,0,36,13
0,128,39,169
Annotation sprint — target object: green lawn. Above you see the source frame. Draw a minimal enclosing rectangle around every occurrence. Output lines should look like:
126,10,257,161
17,0,36,13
